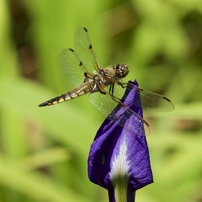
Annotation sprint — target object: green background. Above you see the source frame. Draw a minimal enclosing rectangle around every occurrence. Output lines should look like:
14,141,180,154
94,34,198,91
0,0,202,201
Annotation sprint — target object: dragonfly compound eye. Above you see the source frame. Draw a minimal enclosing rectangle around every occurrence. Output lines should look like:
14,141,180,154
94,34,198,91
115,64,129,78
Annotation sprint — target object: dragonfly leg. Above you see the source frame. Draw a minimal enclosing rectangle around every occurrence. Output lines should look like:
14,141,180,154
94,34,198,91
109,83,122,103
98,84,106,94
117,81,127,88
109,83,115,95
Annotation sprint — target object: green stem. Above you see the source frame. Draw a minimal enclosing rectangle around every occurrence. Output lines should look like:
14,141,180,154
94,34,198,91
113,175,129,202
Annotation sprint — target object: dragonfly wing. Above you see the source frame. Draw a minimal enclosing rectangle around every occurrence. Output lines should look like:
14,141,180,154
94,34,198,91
108,103,150,136
60,48,91,86
88,89,150,136
126,82,175,112
74,27,100,74
88,90,117,118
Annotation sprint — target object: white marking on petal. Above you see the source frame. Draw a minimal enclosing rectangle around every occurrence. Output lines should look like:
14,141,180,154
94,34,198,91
109,136,130,182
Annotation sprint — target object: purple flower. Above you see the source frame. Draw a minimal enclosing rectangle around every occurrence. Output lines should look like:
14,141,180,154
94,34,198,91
88,80,153,202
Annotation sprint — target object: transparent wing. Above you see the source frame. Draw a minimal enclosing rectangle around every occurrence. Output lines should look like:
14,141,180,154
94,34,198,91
88,89,150,136
108,102,150,136
126,82,175,112
88,87,116,118
88,81,174,136
60,48,92,86
107,81,175,112
74,27,101,74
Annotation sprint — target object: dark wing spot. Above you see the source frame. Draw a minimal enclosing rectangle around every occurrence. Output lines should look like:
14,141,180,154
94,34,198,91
84,27,88,32
69,48,74,52
163,96,171,102
89,44,92,49
79,61,83,66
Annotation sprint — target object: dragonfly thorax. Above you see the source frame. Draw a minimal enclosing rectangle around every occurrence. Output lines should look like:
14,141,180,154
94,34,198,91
98,64,129,83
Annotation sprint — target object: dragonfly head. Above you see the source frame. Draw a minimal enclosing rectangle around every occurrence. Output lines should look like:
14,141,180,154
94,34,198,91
115,64,129,78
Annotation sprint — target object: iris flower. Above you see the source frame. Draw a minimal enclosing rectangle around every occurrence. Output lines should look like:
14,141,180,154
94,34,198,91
88,80,153,202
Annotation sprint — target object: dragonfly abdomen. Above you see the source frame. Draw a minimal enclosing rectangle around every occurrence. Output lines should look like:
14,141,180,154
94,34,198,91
39,82,93,107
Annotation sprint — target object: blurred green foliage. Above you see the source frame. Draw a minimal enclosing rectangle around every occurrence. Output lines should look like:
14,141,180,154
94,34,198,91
0,0,202,201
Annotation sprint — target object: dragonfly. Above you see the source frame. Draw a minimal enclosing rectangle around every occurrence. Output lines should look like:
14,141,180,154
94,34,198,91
39,27,174,135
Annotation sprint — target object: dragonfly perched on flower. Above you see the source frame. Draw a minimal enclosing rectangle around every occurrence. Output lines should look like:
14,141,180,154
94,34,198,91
39,27,174,135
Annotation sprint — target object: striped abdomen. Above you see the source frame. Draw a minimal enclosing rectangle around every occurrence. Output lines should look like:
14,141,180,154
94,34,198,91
39,82,94,107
